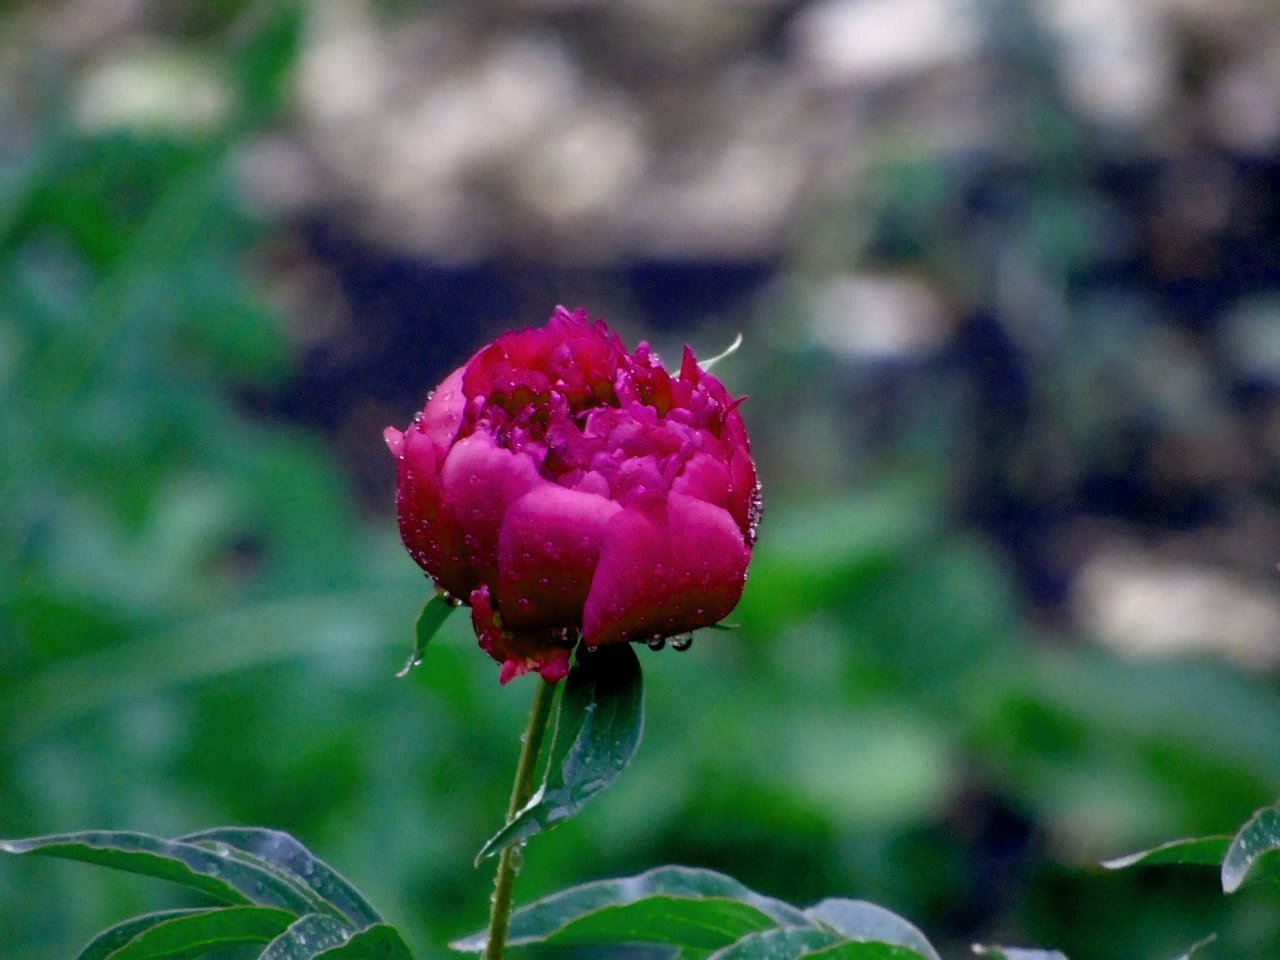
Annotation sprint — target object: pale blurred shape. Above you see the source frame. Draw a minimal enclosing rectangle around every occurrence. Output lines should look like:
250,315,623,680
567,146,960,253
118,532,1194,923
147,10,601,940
791,0,978,86
515,98,647,235
1043,0,1172,126
76,44,229,134
1075,550,1280,668
627,136,807,257
235,134,321,215
1221,294,1280,381
810,273,952,360
1208,59,1280,151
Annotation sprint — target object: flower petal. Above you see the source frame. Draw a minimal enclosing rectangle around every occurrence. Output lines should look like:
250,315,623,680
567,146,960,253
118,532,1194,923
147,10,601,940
582,492,749,647
438,433,543,594
497,485,621,631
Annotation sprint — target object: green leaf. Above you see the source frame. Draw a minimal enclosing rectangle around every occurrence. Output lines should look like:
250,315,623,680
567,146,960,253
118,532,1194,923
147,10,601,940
805,900,940,960
1101,836,1232,871
397,594,455,677
229,0,304,122
311,924,415,960
0,830,323,914
971,948,1069,960
180,827,380,929
1223,802,1280,893
476,643,643,861
91,906,295,960
77,910,205,960
802,945,933,960
260,914,353,960
705,927,843,959
450,865,809,953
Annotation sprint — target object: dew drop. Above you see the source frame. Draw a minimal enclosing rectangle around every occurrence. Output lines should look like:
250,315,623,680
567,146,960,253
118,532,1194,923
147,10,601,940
671,634,694,652
646,635,666,651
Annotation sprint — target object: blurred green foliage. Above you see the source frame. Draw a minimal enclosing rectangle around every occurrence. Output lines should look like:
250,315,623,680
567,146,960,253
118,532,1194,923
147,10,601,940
3,3,1280,960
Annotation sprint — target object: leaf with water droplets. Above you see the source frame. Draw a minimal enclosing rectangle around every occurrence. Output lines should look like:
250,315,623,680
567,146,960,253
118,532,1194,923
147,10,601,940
80,906,296,960
806,900,941,960
712,927,928,959
181,828,380,929
1222,802,1280,893
451,865,809,953
259,913,353,960
310,923,415,959
396,593,455,677
476,643,643,862
0,831,320,913
704,927,845,959
76,910,207,960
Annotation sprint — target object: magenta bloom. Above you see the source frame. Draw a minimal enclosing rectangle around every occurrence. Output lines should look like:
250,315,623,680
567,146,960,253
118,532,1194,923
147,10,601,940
384,307,760,684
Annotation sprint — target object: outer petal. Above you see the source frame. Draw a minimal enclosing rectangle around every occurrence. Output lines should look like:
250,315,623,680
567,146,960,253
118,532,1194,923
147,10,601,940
497,485,621,631
582,492,749,647
386,367,469,587
390,424,473,592
727,445,760,544
418,366,467,450
438,432,544,592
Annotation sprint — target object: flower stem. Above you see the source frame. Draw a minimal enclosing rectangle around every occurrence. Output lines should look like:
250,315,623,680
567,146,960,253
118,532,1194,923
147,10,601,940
484,677,556,960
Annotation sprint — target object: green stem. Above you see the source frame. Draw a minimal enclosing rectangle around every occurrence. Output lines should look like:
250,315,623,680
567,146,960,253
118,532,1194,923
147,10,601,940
484,677,556,960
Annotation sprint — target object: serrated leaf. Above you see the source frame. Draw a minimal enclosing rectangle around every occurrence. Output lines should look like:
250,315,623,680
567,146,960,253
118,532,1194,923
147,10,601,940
397,594,455,677
181,827,380,929
1223,802,1280,893
805,900,939,960
0,831,322,913
971,947,1069,960
1101,836,1231,871
260,914,353,960
77,910,204,960
705,927,843,960
450,865,808,953
96,906,295,960
476,643,643,861
312,924,415,960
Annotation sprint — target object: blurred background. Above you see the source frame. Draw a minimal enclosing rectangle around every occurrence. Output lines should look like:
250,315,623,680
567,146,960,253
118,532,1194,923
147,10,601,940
4,0,1280,957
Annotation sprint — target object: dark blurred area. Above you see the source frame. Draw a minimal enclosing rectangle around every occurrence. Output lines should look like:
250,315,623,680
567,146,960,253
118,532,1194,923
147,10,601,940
3,1,1280,958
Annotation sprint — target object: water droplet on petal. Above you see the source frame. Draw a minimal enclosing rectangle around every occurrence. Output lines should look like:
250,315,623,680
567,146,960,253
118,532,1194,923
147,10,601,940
646,635,666,651
671,634,694,651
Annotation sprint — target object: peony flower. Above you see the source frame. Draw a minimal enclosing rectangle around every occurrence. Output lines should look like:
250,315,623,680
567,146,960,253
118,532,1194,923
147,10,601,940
385,307,759,684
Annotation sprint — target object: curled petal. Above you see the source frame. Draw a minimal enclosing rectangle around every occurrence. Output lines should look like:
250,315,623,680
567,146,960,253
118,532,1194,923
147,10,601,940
582,492,750,647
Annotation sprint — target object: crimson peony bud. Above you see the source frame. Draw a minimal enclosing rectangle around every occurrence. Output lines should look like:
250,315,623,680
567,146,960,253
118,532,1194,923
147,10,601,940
385,307,760,684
